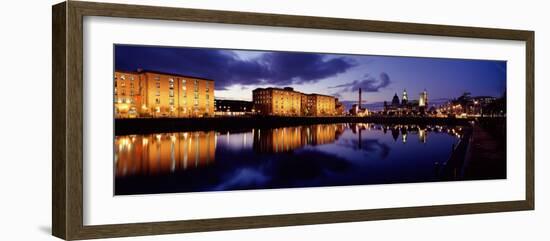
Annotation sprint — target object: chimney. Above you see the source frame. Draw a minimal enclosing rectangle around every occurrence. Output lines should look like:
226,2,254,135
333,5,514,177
358,88,362,109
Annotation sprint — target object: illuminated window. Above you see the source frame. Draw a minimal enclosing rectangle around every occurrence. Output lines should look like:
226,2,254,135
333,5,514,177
169,78,174,89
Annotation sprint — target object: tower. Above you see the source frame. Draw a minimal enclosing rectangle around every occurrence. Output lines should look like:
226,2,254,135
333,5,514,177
402,89,408,105
424,89,428,106
358,88,362,109
419,89,428,107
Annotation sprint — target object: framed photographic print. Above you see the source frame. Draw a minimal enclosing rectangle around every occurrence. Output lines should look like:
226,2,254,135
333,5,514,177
52,1,534,240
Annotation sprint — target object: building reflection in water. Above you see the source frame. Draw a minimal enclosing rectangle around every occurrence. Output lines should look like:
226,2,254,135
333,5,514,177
115,131,216,177
115,123,464,177
253,124,346,153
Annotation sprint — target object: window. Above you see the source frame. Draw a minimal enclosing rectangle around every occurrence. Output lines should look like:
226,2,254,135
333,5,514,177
155,98,160,104
169,89,174,97
169,78,174,89
194,79,199,92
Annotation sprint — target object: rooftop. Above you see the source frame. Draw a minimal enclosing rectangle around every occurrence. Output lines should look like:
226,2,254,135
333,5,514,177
115,69,214,82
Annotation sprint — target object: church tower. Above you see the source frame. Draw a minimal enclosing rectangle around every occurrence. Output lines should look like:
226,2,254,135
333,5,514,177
402,89,408,105
419,89,428,107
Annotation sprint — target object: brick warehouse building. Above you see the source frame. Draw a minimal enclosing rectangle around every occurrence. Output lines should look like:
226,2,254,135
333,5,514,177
114,70,214,118
252,87,341,116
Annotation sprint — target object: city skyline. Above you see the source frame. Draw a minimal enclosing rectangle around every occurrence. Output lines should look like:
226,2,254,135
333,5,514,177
115,45,507,105
114,45,507,195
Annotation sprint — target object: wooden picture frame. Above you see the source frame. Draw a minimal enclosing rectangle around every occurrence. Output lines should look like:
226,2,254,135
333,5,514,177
52,1,534,240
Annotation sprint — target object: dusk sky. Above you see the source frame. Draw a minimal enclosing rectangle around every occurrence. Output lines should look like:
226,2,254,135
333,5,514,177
115,45,506,109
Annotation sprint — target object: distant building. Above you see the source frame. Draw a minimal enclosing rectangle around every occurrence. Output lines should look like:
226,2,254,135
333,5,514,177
303,94,336,116
437,92,500,118
349,88,369,116
252,87,340,116
214,99,253,116
335,99,346,115
419,89,428,108
114,69,214,118
253,87,303,116
383,89,429,116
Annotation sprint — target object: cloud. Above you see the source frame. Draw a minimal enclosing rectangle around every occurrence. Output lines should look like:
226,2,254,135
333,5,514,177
115,45,356,90
330,72,391,92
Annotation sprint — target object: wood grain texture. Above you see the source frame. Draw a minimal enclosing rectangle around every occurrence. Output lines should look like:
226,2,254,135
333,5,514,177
51,1,535,240
52,2,67,239
525,32,535,209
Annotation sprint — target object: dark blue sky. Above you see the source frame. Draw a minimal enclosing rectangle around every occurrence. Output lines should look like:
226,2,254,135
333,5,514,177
115,45,506,106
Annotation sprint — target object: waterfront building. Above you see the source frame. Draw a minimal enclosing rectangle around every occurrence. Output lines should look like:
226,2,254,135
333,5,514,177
383,89,430,116
253,87,303,116
302,94,336,116
214,99,254,116
335,99,346,115
114,70,214,118
253,87,339,116
437,92,501,117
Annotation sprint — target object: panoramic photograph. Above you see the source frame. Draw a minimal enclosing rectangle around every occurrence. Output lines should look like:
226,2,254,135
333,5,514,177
113,44,507,195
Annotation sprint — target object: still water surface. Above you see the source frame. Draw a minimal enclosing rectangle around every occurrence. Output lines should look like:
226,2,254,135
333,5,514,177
115,123,466,195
